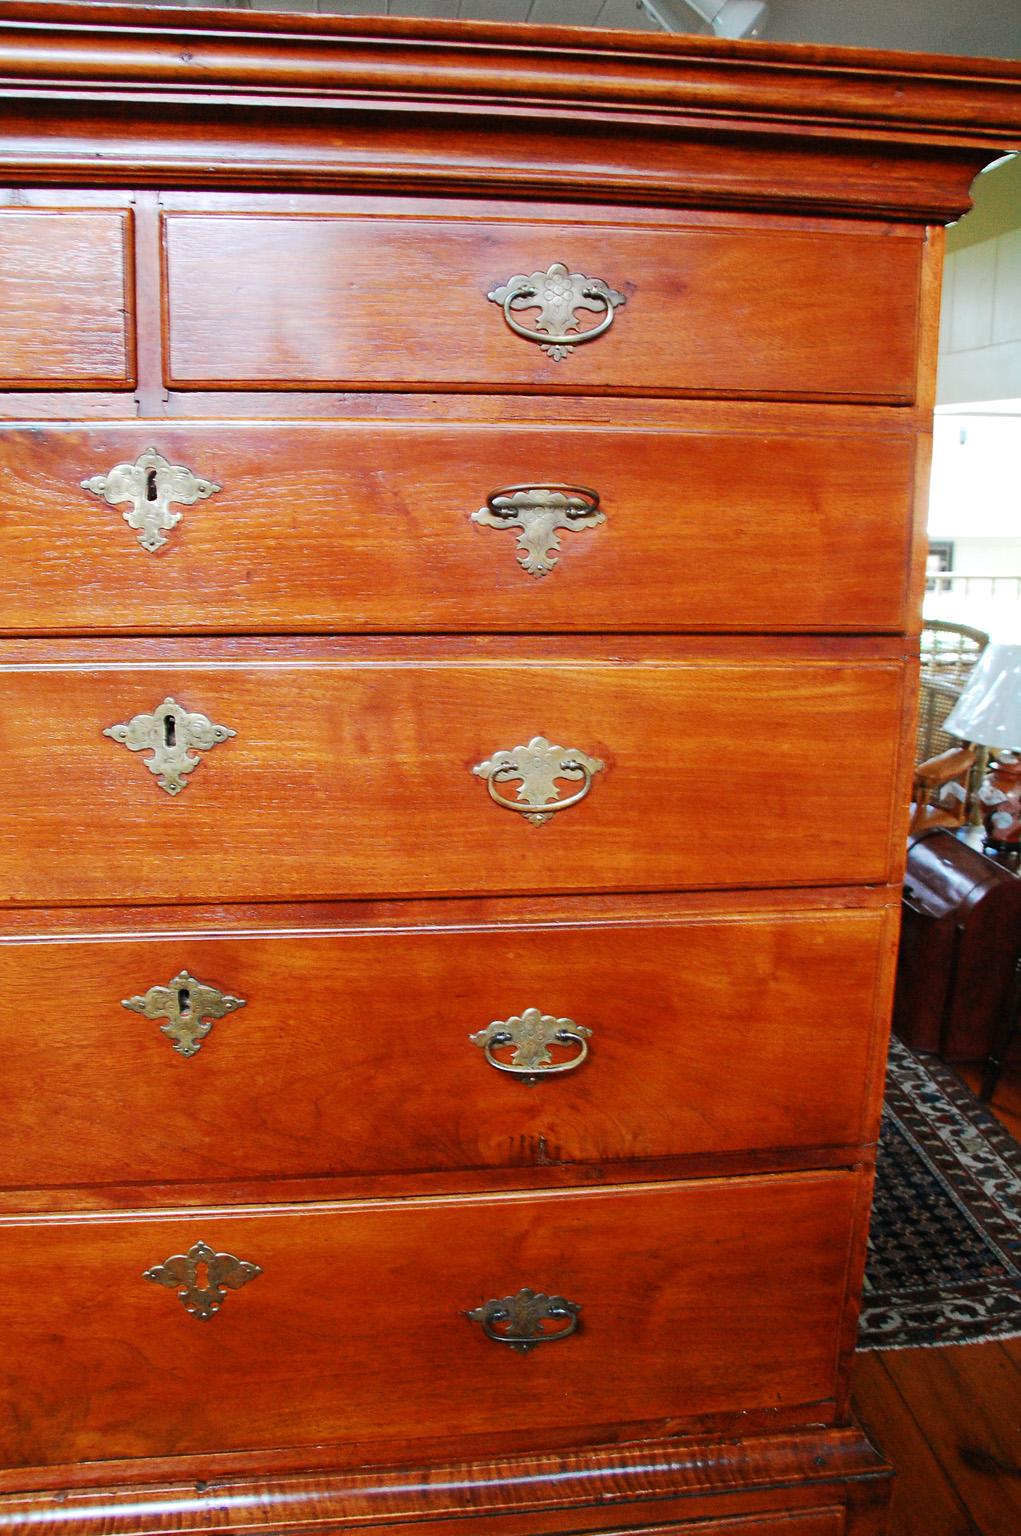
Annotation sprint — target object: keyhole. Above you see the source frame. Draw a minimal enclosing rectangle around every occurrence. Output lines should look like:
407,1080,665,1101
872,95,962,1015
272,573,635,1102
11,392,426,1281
146,469,159,503
164,714,177,749
177,987,192,1018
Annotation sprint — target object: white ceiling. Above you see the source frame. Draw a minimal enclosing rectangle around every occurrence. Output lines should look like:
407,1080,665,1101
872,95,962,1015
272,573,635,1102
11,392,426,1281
754,0,1021,58
117,0,1021,60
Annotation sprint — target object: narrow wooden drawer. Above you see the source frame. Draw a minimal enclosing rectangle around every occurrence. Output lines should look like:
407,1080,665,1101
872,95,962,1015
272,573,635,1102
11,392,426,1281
0,903,891,1190
0,643,906,905
0,1171,859,1468
1,421,915,634
0,209,135,388
162,210,921,400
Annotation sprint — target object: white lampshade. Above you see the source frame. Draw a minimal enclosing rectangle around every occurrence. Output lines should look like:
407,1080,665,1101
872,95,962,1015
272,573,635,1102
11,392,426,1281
943,643,1021,749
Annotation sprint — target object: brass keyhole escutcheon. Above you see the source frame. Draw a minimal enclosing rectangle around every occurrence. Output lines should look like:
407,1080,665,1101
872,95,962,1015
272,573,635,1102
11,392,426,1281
122,970,246,1057
144,1240,261,1320
81,448,221,553
104,696,236,795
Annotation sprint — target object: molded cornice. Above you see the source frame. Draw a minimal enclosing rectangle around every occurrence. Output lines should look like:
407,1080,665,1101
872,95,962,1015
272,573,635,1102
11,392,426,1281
0,2,1019,218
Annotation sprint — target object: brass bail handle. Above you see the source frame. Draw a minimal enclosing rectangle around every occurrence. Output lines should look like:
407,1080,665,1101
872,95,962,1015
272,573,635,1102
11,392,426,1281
500,283,616,348
486,264,626,362
486,758,596,817
468,1287,582,1352
484,483,600,520
470,1007,593,1083
482,1028,589,1077
472,736,606,827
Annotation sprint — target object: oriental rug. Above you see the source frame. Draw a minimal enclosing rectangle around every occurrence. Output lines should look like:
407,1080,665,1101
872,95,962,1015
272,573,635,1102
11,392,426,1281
859,1036,1021,1350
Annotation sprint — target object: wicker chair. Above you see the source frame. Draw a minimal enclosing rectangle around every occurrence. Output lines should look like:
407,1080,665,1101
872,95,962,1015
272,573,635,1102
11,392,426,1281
910,620,990,833
916,620,990,761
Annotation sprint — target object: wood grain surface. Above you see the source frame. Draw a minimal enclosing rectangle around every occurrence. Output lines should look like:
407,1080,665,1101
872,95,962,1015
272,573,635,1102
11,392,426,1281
0,420,916,634
0,1172,858,1469
0,645,907,904
0,905,892,1190
162,212,921,400
0,209,134,387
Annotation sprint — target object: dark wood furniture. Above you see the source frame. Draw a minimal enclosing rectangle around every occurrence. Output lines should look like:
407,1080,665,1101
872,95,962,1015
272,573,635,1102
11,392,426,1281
1,7,1020,1536
894,829,1021,1061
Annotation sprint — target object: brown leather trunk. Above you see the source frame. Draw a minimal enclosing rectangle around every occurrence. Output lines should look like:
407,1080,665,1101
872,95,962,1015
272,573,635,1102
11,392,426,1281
894,829,1021,1060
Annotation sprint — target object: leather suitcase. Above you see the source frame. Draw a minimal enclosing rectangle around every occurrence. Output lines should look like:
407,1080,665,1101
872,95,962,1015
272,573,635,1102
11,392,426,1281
893,828,1021,1060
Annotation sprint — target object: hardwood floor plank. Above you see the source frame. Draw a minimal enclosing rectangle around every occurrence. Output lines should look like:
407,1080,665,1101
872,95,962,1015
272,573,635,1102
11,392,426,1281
851,1352,977,1536
880,1342,1021,1534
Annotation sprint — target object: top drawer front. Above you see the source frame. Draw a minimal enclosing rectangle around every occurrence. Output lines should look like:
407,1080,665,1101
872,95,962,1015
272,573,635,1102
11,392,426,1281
162,213,922,400
0,210,135,388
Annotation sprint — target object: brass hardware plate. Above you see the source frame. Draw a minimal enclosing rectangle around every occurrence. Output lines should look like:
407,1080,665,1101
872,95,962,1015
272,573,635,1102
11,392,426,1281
472,484,604,577
473,735,604,825
104,696,235,795
469,1287,581,1352
144,1240,261,1321
470,1007,591,1084
81,448,220,553
122,970,246,1058
487,264,626,361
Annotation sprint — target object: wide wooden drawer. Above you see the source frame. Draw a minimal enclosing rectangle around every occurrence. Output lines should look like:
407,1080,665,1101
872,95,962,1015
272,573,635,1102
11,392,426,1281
0,643,906,905
0,208,135,388
0,902,892,1190
0,1172,859,1468
1,421,915,634
162,210,921,400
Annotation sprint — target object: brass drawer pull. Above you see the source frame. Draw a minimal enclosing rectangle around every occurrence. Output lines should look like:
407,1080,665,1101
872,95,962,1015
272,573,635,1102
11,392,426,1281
469,1287,581,1352
472,484,603,577
470,1007,591,1083
487,263,626,362
122,970,246,1058
81,448,220,553
143,1240,261,1321
104,695,235,795
473,735,604,826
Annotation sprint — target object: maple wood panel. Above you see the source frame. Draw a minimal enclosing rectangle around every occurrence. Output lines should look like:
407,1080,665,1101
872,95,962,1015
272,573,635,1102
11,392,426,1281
0,1172,857,1468
0,421,915,634
0,209,135,387
0,906,890,1190
162,213,921,401
0,650,906,905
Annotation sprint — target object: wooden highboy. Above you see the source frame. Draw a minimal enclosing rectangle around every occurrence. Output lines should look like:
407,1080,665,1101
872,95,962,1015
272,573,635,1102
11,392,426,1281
0,6,1018,1535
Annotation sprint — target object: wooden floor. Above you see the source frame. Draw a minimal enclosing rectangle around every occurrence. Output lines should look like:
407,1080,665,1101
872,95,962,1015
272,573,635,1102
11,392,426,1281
851,1059,1021,1535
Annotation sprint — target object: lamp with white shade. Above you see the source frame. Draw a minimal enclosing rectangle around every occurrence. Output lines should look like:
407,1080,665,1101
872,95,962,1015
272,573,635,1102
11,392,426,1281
944,644,1021,859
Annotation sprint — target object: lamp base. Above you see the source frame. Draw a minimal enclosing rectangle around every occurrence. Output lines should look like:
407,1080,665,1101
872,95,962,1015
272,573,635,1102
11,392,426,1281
978,751,1021,865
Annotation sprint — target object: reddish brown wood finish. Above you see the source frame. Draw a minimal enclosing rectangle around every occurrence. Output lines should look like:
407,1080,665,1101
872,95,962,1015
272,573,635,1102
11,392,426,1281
0,905,892,1190
4,7,1018,1534
162,211,921,400
0,208,135,388
0,420,916,634
0,4,1017,223
0,644,906,905
0,1172,858,1470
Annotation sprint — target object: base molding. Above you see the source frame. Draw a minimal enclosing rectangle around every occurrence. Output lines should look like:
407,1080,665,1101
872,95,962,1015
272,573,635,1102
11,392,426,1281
0,1426,891,1535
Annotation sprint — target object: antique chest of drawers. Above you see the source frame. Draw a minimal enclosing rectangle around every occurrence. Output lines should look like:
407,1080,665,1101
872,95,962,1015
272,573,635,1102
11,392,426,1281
1,7,1019,1536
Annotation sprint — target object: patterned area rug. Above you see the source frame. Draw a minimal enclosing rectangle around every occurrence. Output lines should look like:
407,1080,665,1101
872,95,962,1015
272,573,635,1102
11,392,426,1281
859,1037,1021,1350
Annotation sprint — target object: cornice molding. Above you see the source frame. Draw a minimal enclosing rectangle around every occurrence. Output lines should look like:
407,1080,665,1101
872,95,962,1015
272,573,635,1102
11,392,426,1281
0,3,1018,219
